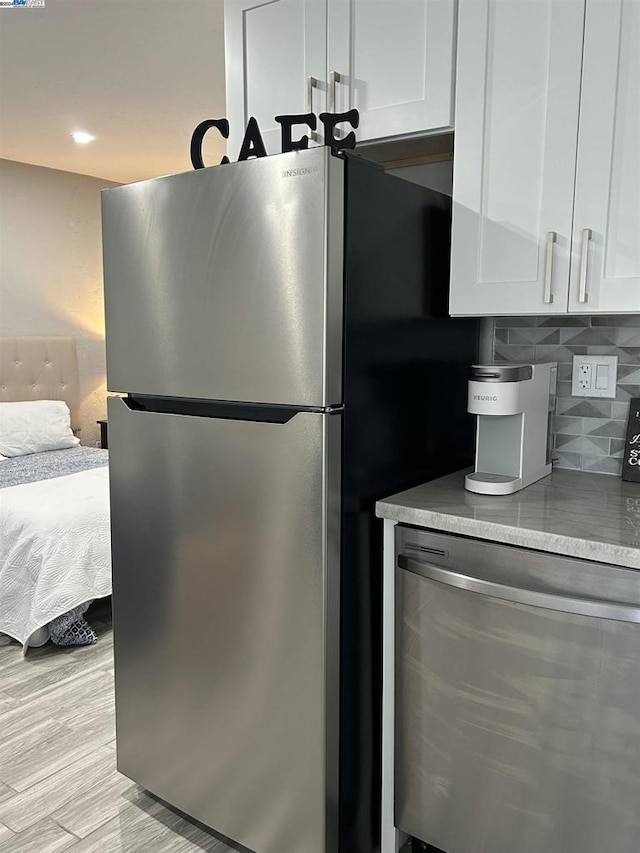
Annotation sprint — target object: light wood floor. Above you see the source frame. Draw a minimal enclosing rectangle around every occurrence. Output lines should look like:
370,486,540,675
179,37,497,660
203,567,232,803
0,604,235,853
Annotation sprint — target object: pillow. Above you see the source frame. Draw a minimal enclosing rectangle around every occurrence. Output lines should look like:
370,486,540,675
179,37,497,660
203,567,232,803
0,401,80,457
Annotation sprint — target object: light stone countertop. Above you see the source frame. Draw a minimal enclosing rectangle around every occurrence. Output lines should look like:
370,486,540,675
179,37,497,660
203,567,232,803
376,468,640,569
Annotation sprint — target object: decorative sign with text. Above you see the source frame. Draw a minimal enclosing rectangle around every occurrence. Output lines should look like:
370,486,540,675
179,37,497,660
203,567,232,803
622,397,640,482
190,110,360,170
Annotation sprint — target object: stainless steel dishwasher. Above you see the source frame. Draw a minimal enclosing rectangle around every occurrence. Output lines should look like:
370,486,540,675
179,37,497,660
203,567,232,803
395,524,640,853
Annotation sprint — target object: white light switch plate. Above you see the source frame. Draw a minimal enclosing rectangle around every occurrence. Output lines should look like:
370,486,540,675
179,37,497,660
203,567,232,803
571,355,618,398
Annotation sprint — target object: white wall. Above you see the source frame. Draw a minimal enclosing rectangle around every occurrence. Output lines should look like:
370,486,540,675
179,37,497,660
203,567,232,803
0,159,119,445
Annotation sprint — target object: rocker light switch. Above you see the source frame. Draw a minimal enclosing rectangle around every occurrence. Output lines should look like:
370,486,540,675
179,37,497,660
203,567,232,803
595,363,609,390
572,355,618,398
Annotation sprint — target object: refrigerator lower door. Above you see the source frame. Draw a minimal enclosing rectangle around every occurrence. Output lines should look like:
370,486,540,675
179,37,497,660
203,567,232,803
107,397,341,853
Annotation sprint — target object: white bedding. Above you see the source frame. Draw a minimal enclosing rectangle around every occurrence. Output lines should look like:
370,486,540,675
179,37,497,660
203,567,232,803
0,467,112,649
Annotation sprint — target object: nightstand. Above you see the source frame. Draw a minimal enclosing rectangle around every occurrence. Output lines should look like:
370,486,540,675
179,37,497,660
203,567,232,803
97,419,108,449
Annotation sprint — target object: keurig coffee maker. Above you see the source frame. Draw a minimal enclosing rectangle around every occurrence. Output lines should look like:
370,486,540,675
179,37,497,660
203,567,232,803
465,363,557,495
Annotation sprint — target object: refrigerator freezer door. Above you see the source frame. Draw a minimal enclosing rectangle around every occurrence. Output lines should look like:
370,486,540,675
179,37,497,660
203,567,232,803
102,147,344,408
107,397,341,853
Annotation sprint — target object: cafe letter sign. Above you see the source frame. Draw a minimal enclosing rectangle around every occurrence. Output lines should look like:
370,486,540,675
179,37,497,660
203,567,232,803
190,109,360,169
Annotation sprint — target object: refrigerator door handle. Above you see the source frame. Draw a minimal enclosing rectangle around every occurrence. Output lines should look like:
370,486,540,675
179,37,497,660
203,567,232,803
120,395,336,424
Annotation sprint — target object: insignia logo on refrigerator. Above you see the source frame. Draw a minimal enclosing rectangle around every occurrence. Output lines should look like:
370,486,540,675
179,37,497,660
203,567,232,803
281,167,319,178
190,109,360,170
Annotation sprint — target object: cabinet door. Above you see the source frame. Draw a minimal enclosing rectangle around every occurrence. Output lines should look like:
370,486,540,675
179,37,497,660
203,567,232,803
449,0,585,316
328,0,455,142
568,0,640,314
224,0,327,159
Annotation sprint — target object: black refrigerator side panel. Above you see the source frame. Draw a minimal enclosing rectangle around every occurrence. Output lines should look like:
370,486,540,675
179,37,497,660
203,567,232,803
339,155,480,853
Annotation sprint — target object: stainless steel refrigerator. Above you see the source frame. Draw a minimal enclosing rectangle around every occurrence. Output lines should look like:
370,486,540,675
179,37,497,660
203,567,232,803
102,146,478,853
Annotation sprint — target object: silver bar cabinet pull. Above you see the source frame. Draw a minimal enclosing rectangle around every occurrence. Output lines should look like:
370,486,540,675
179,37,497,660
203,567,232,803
306,76,320,142
330,70,342,112
543,231,557,304
329,71,344,138
578,227,592,304
306,75,318,113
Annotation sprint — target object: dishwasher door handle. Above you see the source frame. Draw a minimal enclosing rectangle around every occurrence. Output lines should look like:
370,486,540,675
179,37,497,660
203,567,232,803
398,555,640,624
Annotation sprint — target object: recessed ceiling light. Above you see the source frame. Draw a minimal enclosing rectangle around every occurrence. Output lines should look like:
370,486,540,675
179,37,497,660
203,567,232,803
71,131,95,145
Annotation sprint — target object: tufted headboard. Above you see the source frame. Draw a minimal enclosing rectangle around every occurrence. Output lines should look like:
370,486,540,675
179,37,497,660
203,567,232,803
0,337,81,432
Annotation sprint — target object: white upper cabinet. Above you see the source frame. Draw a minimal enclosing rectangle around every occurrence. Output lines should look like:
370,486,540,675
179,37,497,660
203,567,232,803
327,0,456,140
225,0,327,159
450,0,584,316
568,0,640,313
450,0,640,316
224,0,457,157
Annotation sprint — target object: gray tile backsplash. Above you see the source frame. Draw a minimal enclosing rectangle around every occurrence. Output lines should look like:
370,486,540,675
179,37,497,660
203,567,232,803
489,316,640,476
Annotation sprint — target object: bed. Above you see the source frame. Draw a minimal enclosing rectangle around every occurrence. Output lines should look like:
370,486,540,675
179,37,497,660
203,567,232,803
0,337,112,652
